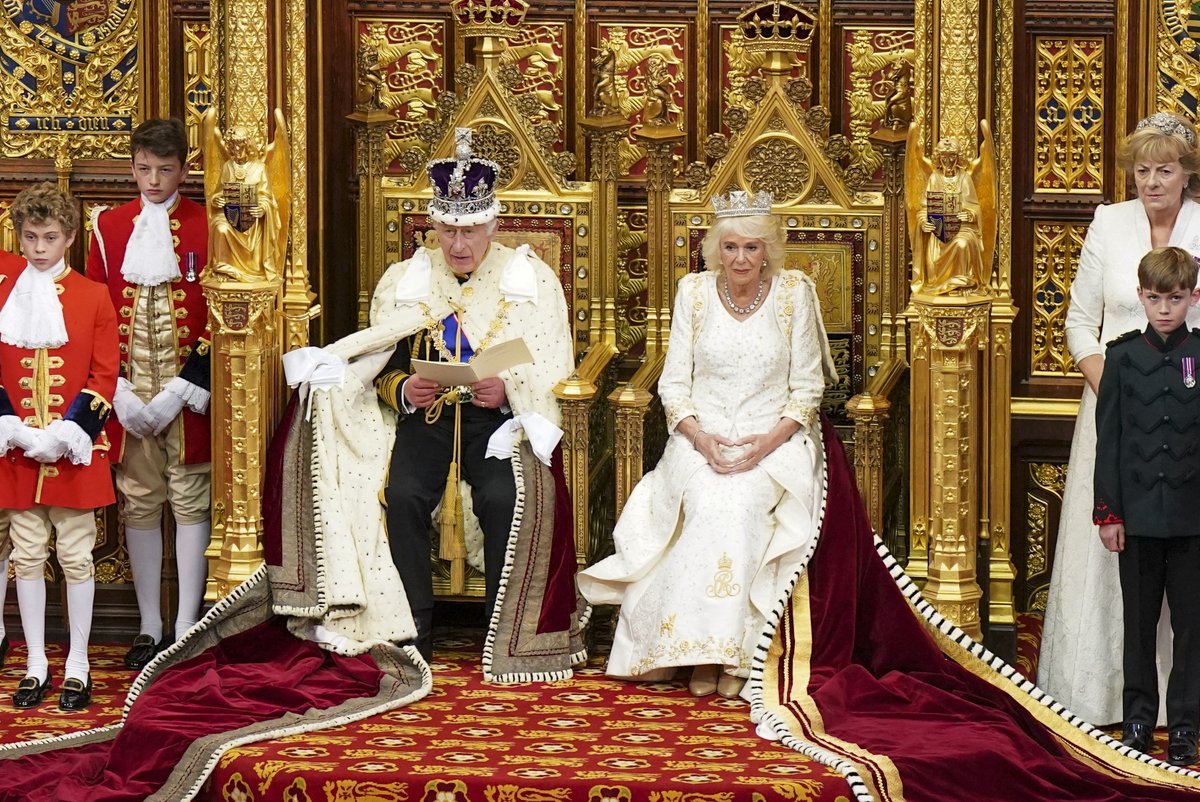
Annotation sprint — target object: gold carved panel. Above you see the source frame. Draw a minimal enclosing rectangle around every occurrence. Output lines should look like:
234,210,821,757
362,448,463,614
843,27,915,181
718,23,807,136
1031,220,1087,376
595,23,689,177
1027,461,1067,613
616,207,649,354
786,243,852,331
0,0,142,159
938,0,980,145
0,203,13,254
496,22,567,136
357,17,447,175
182,20,216,167
1034,37,1104,193
1158,2,1200,119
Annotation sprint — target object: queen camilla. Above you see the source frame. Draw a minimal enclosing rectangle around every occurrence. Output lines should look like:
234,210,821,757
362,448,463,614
578,189,836,698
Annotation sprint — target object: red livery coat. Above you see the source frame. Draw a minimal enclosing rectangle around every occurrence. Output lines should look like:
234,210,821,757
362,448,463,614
0,251,22,274
0,267,119,510
86,195,211,464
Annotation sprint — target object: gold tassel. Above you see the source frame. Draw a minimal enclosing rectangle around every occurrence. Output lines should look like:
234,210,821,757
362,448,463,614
438,401,467,561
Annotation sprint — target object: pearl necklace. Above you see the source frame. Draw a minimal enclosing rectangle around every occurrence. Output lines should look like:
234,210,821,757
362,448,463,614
722,276,765,314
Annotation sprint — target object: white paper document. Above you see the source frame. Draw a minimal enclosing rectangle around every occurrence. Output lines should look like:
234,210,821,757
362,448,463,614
410,337,533,385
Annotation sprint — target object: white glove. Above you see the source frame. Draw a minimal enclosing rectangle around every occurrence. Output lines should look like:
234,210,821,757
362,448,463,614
0,415,39,455
112,377,149,433
24,419,92,466
23,427,69,464
139,384,189,436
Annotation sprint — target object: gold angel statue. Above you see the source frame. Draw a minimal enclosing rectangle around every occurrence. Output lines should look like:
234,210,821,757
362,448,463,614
202,107,291,284
905,121,997,295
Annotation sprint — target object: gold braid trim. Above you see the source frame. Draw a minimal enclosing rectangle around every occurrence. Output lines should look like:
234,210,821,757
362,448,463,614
374,369,409,412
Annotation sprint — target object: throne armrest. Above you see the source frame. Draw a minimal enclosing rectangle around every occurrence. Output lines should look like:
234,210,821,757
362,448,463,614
554,341,619,570
607,351,668,520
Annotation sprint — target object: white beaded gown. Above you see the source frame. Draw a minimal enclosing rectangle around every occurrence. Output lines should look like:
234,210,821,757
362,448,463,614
578,270,833,683
1038,198,1200,725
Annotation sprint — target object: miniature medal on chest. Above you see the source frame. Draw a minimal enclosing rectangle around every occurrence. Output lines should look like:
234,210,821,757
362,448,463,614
1184,356,1196,389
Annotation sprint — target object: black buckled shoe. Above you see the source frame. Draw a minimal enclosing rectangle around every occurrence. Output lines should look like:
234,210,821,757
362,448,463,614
1168,729,1198,767
0,634,8,669
12,673,51,709
58,675,91,712
1120,722,1153,754
123,634,160,670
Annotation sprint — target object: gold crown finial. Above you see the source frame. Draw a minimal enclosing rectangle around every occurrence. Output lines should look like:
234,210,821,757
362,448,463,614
736,0,818,54
451,0,529,39
711,189,774,219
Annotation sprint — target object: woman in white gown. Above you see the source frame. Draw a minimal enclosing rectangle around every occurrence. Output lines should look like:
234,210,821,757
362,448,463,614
578,190,835,699
1039,112,1200,728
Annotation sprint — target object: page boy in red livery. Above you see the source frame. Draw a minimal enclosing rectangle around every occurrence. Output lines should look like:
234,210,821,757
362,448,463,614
0,182,118,711
0,246,26,670
86,118,212,671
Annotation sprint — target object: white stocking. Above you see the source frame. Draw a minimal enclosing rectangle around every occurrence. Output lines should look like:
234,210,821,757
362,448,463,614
15,577,46,683
173,521,210,637
125,526,163,641
0,559,8,641
65,578,94,681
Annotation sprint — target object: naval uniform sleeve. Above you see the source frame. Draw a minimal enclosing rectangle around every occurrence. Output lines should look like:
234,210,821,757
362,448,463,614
375,333,424,414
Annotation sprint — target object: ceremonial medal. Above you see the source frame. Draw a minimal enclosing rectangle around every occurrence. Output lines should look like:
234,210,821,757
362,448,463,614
1184,356,1196,389
185,252,197,282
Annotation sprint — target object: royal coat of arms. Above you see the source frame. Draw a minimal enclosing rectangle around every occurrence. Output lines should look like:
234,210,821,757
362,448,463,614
1,0,138,158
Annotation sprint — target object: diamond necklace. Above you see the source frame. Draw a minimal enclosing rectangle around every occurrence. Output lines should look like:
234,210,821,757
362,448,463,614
722,276,765,314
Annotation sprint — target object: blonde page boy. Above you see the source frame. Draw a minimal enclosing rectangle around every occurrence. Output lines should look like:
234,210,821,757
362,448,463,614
0,183,118,711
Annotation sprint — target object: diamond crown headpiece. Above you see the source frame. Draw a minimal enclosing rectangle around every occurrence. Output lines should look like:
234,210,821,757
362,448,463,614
426,128,501,226
711,189,774,219
1136,112,1197,147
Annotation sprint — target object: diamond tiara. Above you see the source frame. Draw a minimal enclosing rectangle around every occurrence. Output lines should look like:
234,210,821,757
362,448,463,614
711,189,774,219
1136,112,1197,147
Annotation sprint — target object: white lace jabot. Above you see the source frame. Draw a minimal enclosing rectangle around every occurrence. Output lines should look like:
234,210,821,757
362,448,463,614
0,261,68,349
121,194,181,287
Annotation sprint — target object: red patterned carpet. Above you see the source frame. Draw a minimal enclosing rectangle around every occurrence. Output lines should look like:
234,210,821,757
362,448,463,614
203,629,849,802
0,640,129,741
0,619,1187,798
0,634,850,800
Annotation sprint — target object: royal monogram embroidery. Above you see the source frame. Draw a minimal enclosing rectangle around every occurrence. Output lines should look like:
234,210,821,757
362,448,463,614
706,553,741,599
